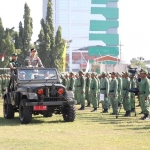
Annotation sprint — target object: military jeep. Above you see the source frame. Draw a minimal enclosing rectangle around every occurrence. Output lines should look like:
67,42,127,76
3,68,76,124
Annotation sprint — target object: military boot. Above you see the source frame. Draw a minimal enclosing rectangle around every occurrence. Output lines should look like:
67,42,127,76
131,108,135,112
141,114,149,120
103,109,108,113
86,103,90,107
91,108,97,112
126,111,131,117
124,111,128,116
78,106,85,110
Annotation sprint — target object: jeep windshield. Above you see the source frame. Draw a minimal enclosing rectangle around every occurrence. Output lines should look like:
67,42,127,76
17,68,57,81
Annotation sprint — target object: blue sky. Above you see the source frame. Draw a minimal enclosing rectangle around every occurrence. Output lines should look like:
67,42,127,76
0,0,150,63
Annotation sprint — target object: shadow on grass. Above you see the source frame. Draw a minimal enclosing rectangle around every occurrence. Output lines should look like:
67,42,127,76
0,116,66,126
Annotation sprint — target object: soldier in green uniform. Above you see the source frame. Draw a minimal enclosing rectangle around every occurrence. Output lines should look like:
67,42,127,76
109,72,118,115
2,74,7,95
68,72,75,91
85,72,91,107
100,72,109,113
139,69,150,120
74,73,79,104
122,72,131,117
90,72,98,112
0,75,2,97
130,74,137,112
77,70,85,110
9,53,21,74
116,73,122,107
65,73,69,90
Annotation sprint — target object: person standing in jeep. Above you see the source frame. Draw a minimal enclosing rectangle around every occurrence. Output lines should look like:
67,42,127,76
25,48,44,68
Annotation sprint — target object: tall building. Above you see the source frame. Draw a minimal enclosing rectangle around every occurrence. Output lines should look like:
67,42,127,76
88,0,119,60
42,0,119,71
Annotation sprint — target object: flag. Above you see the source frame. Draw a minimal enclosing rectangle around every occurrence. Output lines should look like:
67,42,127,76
62,42,67,71
1,53,4,62
85,60,89,72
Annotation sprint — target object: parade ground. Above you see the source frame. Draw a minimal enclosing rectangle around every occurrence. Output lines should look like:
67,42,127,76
0,100,150,150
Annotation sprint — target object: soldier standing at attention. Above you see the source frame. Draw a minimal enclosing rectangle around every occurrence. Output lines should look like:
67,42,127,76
139,69,150,120
122,72,131,117
130,74,137,112
68,72,75,91
109,72,118,115
77,70,85,110
85,72,91,107
74,73,79,104
90,72,98,112
100,72,109,113
116,73,122,107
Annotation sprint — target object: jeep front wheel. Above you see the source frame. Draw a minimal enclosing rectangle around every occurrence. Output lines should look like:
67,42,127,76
19,99,32,124
3,97,14,119
62,104,76,122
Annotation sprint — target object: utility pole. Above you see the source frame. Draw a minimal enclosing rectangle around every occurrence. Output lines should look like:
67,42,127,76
119,41,124,63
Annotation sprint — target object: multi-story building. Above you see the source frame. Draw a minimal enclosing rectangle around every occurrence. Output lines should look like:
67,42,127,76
42,0,119,71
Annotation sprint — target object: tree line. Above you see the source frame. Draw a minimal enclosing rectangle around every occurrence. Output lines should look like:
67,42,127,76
0,0,65,71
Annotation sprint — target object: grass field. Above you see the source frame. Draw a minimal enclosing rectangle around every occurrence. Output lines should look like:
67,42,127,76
0,99,150,150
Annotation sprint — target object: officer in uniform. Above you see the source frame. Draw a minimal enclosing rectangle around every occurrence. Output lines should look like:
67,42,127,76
116,73,122,107
100,72,109,113
74,73,79,104
68,72,75,91
139,69,150,120
77,70,85,110
122,72,131,117
9,53,21,74
90,72,98,112
130,74,137,112
25,48,44,67
85,72,91,107
109,72,118,115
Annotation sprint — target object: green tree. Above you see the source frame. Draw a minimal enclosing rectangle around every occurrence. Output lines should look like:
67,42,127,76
0,33,15,68
130,58,147,69
54,26,65,71
23,3,33,57
46,0,55,67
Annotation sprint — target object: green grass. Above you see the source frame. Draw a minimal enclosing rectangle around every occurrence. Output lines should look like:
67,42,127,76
0,99,150,150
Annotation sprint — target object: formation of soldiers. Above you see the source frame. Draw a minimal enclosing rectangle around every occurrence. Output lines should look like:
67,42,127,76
61,68,150,120
0,74,11,98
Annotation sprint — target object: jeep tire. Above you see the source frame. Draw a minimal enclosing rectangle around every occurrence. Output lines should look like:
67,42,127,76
3,97,14,119
62,104,76,122
19,99,32,124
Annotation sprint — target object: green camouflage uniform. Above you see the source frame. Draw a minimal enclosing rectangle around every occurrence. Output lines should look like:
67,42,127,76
100,77,109,111
74,77,79,102
77,75,85,109
117,76,122,105
68,77,75,91
85,76,91,106
90,76,98,110
109,77,118,114
122,76,131,113
139,77,150,116
130,78,137,111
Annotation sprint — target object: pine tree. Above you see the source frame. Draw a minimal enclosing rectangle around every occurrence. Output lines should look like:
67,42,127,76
22,3,33,60
54,26,65,71
46,0,55,67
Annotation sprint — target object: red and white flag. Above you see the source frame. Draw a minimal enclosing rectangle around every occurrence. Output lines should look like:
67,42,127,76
1,53,4,62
